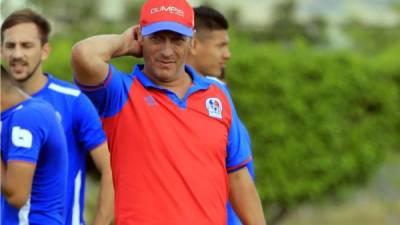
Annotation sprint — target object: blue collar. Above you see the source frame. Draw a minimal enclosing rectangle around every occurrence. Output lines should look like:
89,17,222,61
132,64,210,108
133,64,210,91
31,73,53,97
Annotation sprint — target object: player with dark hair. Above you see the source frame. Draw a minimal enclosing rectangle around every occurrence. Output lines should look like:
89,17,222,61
1,8,114,225
188,5,230,80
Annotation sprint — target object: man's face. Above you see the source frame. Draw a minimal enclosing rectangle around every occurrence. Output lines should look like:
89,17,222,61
1,22,49,82
192,30,230,78
141,30,192,83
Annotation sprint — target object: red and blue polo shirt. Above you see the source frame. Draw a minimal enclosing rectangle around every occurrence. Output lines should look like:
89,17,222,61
77,64,252,225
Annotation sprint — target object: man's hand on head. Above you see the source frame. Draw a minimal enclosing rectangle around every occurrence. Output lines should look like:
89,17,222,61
123,25,143,58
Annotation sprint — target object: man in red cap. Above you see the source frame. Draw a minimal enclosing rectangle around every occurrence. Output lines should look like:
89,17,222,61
72,0,266,224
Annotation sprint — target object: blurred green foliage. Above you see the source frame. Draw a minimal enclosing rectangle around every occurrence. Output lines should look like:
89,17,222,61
226,35,399,217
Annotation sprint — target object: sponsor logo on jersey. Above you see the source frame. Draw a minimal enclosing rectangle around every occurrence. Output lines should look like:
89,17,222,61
12,126,33,148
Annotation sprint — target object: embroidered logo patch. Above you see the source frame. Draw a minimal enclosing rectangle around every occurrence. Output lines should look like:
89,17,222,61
145,95,157,106
206,98,223,119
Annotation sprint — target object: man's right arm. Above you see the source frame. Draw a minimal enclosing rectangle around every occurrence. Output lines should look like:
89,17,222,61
1,159,35,208
229,167,266,225
71,26,142,86
0,108,48,209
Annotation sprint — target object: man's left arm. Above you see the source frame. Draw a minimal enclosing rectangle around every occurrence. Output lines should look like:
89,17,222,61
229,167,266,225
1,160,36,208
222,85,266,225
75,93,114,225
1,155,5,185
89,142,114,225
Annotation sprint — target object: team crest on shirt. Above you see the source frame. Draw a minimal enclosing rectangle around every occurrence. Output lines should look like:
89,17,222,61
206,98,223,119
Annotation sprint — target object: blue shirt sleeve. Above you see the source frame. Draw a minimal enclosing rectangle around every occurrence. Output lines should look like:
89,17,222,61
73,93,107,152
239,120,256,179
226,104,253,172
75,64,134,118
5,105,51,164
217,85,252,172
204,79,253,172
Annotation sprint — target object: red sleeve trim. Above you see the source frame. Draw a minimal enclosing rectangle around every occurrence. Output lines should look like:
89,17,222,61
227,156,253,173
74,65,112,91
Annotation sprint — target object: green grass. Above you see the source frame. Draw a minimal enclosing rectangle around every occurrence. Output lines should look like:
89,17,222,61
278,152,400,225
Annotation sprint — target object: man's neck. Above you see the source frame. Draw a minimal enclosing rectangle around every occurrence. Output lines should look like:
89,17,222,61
1,88,29,112
19,71,48,95
143,66,193,99
157,73,192,99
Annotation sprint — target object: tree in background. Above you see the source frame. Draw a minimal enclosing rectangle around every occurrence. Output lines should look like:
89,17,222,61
224,2,399,223
226,37,399,224
228,0,329,46
342,17,400,54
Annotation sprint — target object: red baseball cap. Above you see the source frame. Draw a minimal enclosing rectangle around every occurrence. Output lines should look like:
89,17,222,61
140,0,194,37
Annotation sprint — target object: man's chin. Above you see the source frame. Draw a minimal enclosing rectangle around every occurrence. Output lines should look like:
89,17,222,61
155,68,175,76
11,73,29,82
207,70,222,78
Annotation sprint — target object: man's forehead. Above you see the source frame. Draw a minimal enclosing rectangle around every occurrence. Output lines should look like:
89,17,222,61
3,23,41,42
4,22,39,32
197,29,229,41
3,35,40,44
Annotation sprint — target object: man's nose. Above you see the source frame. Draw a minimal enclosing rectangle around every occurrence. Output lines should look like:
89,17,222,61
159,40,174,57
223,47,231,61
11,45,24,59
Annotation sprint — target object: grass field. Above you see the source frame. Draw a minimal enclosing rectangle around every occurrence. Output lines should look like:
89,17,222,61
278,152,400,225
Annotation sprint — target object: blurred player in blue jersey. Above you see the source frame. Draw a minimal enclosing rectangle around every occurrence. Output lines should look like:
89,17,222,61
187,6,258,225
1,65,68,224
1,9,114,225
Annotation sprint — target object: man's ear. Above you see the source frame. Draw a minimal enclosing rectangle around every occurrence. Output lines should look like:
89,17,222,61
191,30,197,48
135,25,143,44
189,38,199,55
41,42,51,61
